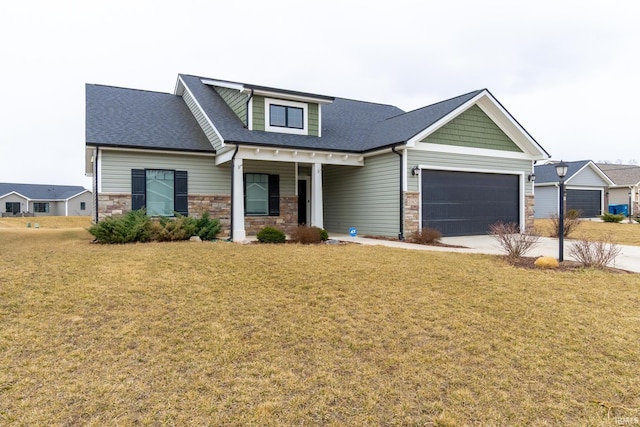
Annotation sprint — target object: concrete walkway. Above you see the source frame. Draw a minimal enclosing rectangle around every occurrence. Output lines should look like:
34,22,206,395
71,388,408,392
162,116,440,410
331,234,640,273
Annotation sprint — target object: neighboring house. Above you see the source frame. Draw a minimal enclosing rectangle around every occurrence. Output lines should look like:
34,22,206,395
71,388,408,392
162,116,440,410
85,74,549,240
533,161,613,218
597,163,640,216
0,183,92,217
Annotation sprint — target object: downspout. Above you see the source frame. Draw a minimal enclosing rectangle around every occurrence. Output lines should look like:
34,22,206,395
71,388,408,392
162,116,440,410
228,144,240,241
94,147,99,223
392,146,404,240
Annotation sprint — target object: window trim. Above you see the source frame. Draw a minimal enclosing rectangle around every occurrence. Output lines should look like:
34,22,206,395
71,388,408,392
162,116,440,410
264,98,308,135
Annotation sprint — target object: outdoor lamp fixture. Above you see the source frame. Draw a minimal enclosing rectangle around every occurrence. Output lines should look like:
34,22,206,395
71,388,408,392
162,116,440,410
555,161,568,262
411,166,420,176
527,173,536,182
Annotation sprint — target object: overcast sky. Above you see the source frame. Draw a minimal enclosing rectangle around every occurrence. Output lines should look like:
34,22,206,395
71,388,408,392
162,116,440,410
1,0,638,188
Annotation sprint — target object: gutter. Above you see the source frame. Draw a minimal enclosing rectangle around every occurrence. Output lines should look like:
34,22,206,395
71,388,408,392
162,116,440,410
391,146,405,240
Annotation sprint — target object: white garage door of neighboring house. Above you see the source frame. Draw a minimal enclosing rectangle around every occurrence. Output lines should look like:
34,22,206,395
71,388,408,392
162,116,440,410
566,189,601,217
421,170,520,237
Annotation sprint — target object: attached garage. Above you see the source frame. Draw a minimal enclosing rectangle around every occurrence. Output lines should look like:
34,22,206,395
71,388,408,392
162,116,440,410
421,170,520,236
566,189,602,217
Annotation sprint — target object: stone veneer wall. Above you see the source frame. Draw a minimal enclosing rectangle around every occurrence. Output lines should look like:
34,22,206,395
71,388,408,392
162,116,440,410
403,191,420,238
244,196,298,236
525,194,535,233
98,194,298,238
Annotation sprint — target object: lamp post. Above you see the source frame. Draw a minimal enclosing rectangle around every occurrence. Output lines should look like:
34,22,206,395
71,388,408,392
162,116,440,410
630,187,633,224
555,161,568,262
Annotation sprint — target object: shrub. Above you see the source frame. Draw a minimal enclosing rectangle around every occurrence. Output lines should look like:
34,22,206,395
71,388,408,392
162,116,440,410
410,227,442,244
600,212,625,223
150,215,194,242
89,210,221,244
256,226,286,243
489,222,540,260
88,209,152,244
194,211,221,241
549,210,582,237
568,235,621,269
635,217,640,224
290,225,328,244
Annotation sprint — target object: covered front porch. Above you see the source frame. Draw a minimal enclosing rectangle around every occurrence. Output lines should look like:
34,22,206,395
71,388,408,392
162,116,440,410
215,145,364,242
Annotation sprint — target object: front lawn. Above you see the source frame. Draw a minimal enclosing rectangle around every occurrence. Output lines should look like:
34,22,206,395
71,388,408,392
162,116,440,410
535,218,640,246
1,222,639,425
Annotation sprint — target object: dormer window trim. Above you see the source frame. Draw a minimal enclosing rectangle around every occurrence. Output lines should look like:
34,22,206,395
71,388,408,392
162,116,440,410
264,98,308,136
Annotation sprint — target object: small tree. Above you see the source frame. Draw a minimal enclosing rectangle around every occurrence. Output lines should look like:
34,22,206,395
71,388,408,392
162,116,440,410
489,222,540,260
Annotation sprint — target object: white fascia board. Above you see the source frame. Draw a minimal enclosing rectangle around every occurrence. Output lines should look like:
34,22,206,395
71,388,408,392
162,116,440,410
407,90,549,161
413,141,535,160
200,78,245,92
177,75,225,148
215,145,363,167
2,191,30,200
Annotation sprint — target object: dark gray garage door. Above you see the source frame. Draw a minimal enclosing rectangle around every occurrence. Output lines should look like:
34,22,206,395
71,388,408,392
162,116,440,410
566,189,601,217
422,170,519,236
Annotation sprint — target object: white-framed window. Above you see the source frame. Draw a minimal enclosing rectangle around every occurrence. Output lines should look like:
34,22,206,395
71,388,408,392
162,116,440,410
264,98,308,135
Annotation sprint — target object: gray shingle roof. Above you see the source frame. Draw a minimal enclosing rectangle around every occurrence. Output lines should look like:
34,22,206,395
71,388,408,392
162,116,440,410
86,75,529,155
86,84,213,153
534,160,592,183
596,163,640,186
0,183,88,200
179,74,485,152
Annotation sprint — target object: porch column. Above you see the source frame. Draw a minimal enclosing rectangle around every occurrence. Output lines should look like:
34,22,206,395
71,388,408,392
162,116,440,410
311,162,323,229
232,157,246,241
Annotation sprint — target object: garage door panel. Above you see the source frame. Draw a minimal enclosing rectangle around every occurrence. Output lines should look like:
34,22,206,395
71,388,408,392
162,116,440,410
422,170,519,236
566,189,600,217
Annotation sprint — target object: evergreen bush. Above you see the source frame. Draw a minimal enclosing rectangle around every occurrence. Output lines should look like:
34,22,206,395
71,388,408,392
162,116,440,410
256,226,286,243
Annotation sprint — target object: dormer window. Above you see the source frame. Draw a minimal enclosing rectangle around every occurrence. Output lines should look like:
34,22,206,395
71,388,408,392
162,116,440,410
270,104,303,129
265,98,308,135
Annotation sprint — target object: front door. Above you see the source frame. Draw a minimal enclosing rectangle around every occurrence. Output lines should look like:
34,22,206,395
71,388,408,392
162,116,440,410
298,179,308,225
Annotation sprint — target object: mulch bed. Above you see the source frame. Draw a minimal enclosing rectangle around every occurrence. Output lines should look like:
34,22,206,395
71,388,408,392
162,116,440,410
505,256,633,274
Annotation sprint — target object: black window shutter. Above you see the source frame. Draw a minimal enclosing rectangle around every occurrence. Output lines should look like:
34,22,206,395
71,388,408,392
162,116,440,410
268,174,280,216
174,170,188,216
131,169,146,211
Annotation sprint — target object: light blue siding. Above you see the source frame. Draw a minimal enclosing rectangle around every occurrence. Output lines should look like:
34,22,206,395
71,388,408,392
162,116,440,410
533,186,558,218
567,166,609,187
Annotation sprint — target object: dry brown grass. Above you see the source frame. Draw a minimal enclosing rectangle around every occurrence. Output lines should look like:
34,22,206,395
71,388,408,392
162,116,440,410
1,222,640,425
536,218,640,246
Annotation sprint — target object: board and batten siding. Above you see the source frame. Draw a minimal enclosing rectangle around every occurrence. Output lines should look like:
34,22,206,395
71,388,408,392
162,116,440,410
214,87,248,125
182,90,223,151
100,151,229,195
323,152,399,237
407,150,533,195
422,105,523,153
252,95,265,131
243,160,296,196
533,186,559,218
567,166,608,187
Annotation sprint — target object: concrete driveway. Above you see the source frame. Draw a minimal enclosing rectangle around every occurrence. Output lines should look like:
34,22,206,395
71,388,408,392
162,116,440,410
331,234,640,273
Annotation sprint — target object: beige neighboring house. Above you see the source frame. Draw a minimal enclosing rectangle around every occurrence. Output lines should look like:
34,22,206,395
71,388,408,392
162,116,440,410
597,163,640,216
0,183,92,217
